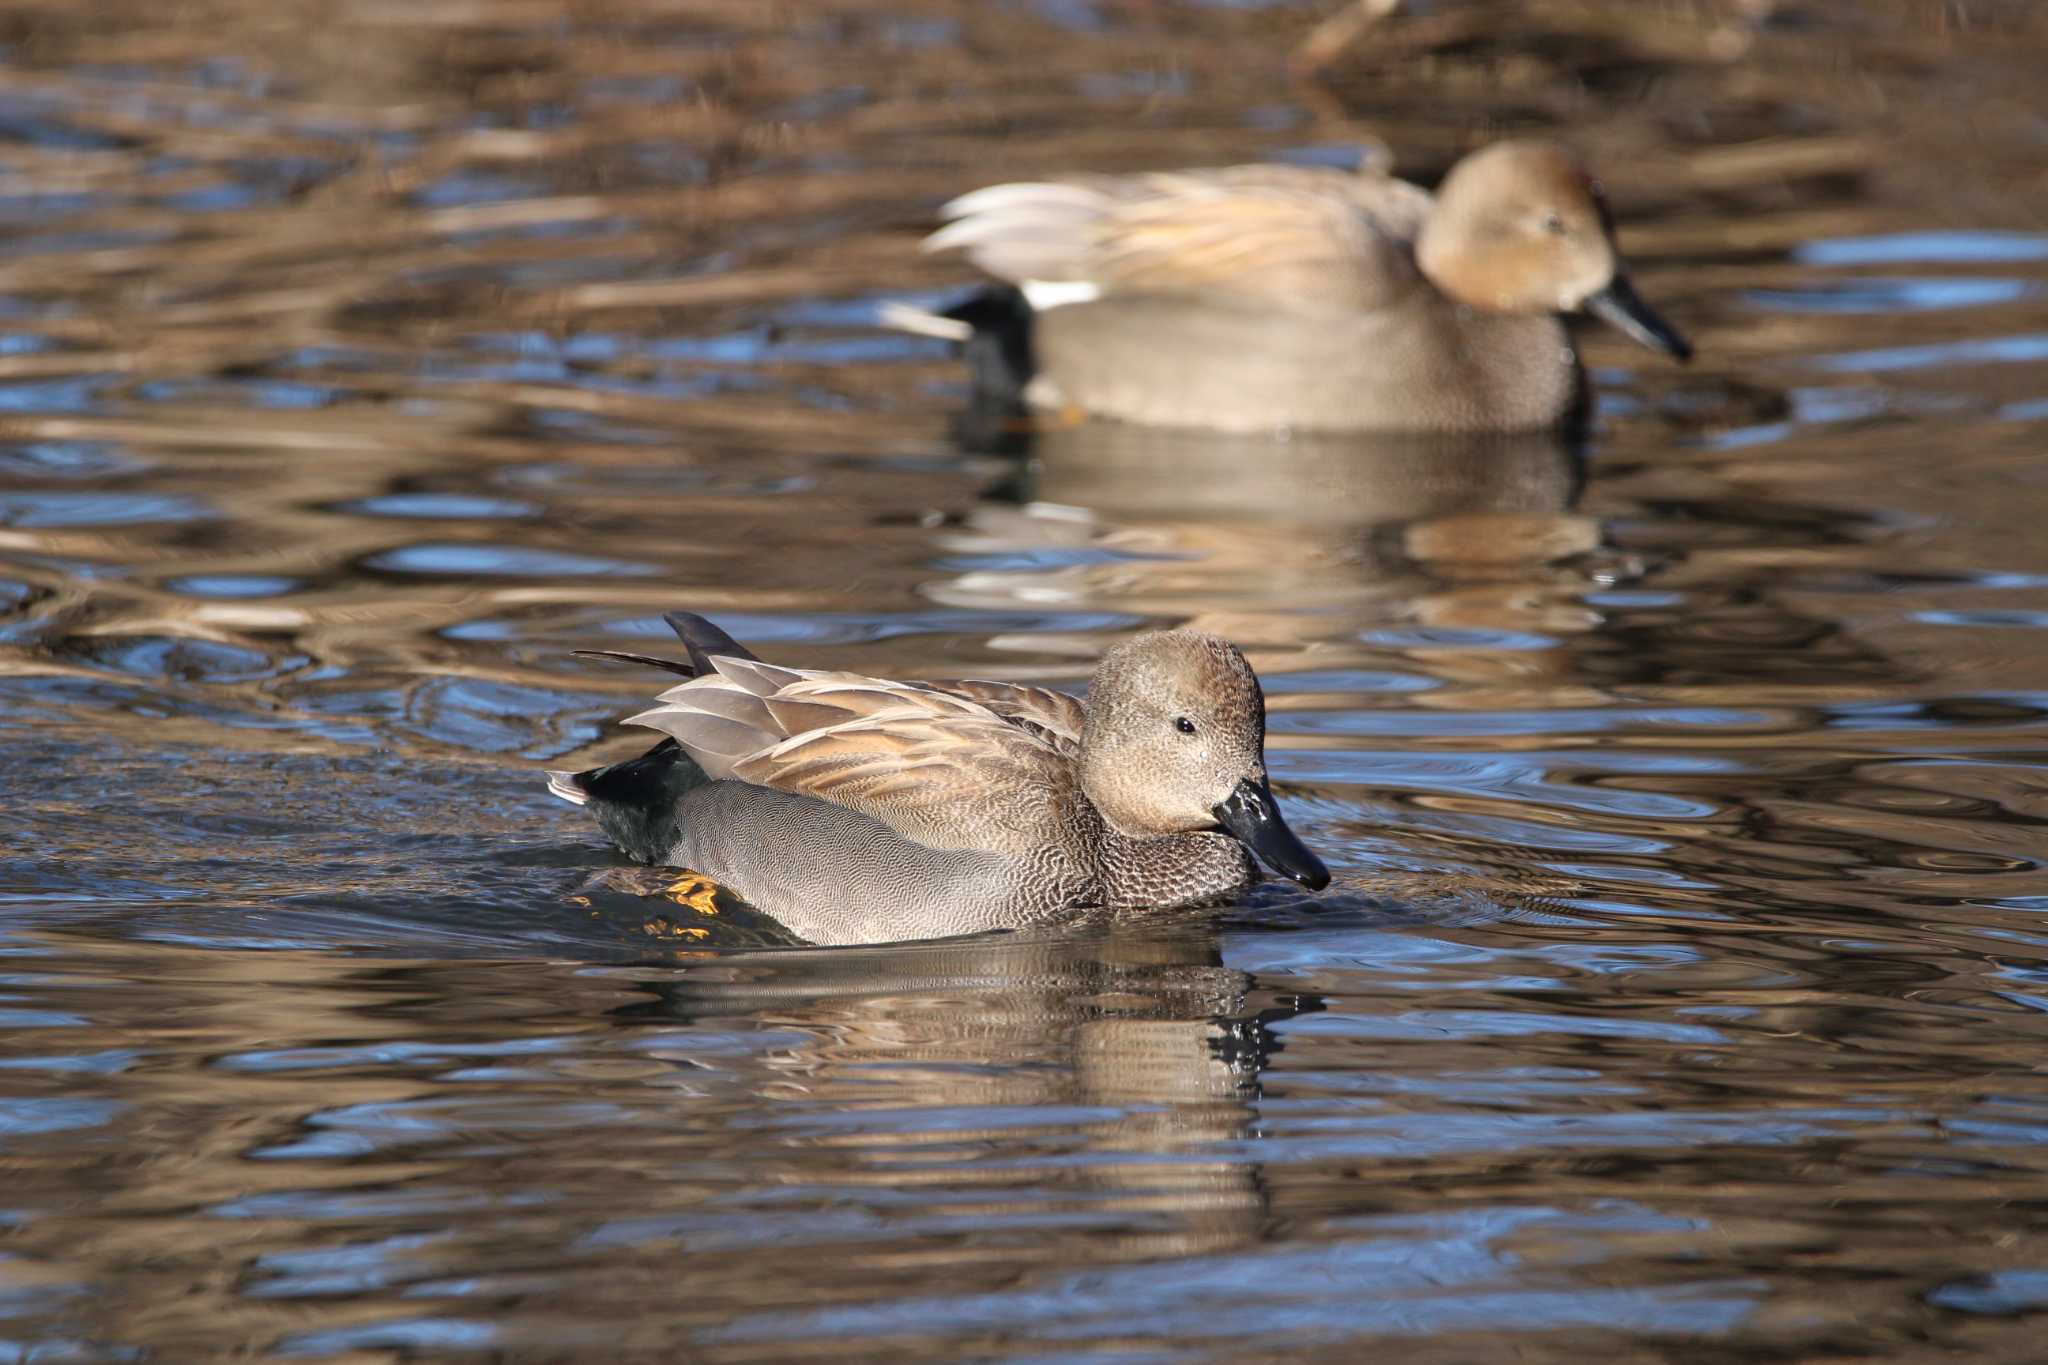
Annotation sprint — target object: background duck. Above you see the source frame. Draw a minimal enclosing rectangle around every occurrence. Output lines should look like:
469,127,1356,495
893,139,1689,434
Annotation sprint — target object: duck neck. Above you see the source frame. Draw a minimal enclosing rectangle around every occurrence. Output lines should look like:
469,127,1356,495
1396,293,1580,432
1069,793,1256,910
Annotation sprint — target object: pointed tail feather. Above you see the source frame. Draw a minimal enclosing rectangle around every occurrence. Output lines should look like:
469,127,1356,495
662,612,758,672
546,770,590,806
566,614,759,682
571,649,697,676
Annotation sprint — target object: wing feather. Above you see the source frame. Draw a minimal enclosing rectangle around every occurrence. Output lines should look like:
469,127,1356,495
624,664,1074,852
929,679,1087,755
928,164,1432,314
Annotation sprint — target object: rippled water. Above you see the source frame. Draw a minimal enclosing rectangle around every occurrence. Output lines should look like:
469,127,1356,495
5,0,2048,1359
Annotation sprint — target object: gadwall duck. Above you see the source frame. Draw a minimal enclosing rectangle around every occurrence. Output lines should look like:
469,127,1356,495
895,139,1689,434
548,613,1328,945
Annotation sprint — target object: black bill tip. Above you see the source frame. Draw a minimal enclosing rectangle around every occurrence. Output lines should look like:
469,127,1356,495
1584,275,1692,363
1212,777,1330,892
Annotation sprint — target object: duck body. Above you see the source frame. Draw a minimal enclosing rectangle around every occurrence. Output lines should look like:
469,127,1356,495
911,141,1686,435
549,614,1324,946
1029,289,1577,434
575,748,1255,946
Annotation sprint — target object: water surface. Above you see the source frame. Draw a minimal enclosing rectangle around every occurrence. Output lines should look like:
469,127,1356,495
4,1,2048,1359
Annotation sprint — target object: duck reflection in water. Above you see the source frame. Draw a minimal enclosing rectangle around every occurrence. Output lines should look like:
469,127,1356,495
550,613,1327,947
618,915,1318,1269
937,411,1601,667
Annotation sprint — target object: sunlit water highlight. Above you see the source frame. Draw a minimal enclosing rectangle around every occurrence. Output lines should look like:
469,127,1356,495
3,1,2048,1360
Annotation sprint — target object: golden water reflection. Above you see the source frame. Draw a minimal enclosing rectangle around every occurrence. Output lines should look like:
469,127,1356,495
3,0,2048,1359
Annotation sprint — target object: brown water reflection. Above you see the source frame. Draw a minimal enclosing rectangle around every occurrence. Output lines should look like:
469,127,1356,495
5,0,2048,1359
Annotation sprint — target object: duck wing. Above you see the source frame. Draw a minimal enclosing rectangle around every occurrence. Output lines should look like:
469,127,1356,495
624,663,1072,855
926,678,1087,756
926,163,1432,315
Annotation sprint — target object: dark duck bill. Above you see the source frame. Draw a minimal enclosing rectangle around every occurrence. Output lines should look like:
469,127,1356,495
1584,274,1692,361
1212,777,1330,890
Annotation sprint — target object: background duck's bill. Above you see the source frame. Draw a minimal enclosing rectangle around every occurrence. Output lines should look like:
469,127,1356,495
1585,275,1692,360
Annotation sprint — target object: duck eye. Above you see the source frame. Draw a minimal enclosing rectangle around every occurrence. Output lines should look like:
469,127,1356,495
1174,716,1197,735
1542,212,1567,235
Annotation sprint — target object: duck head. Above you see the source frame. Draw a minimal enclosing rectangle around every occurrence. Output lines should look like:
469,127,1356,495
1079,631,1329,890
1415,140,1691,361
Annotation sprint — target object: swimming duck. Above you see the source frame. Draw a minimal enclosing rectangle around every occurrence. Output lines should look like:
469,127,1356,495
548,613,1328,946
895,139,1689,434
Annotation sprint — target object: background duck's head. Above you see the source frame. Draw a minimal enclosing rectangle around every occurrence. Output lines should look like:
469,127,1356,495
1080,631,1328,889
1416,139,1692,360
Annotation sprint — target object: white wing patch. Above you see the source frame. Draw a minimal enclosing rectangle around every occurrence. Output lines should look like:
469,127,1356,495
1019,280,1102,310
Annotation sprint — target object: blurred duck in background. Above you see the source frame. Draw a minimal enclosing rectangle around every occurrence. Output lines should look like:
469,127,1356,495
889,139,1689,434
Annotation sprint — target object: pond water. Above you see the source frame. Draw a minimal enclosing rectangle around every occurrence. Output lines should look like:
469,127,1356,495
4,0,2048,1359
